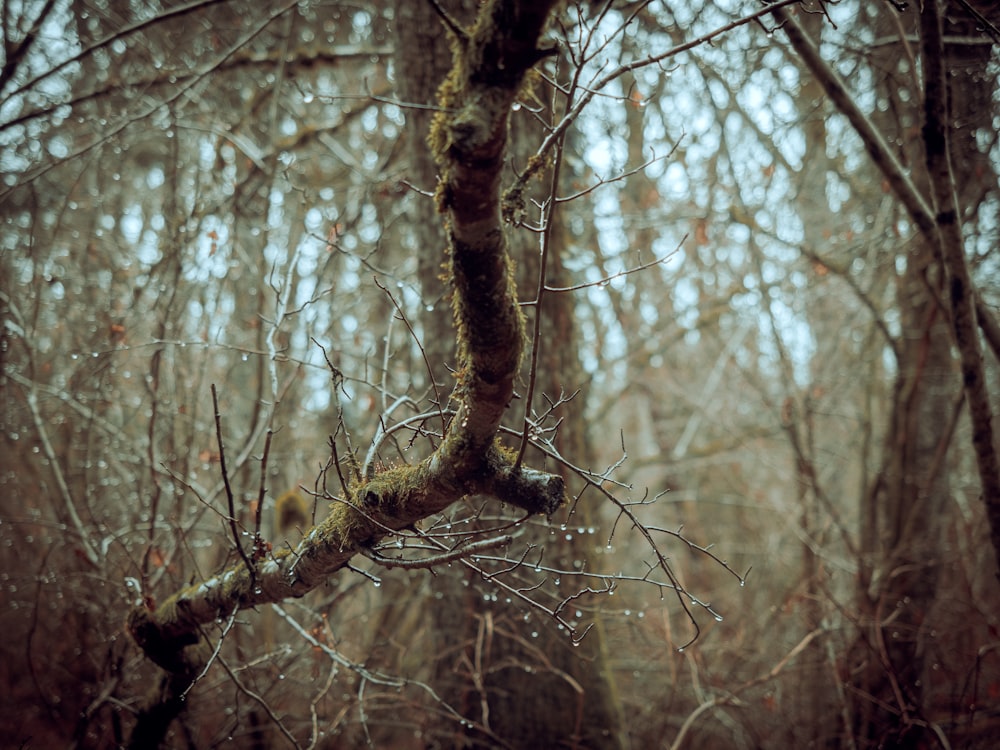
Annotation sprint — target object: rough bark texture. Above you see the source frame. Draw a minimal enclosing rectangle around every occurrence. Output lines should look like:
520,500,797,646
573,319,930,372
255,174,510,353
126,1,561,742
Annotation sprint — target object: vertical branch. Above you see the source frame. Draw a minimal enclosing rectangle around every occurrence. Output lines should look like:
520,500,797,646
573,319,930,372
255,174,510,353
429,0,560,459
254,429,273,555
919,0,1000,578
514,60,571,470
211,384,255,582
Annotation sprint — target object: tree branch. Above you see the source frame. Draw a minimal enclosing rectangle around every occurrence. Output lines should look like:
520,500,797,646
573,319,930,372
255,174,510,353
127,0,564,692
919,0,1000,578
772,4,1000,352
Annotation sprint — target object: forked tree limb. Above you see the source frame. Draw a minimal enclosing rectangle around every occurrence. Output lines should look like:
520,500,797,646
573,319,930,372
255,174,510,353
127,0,562,720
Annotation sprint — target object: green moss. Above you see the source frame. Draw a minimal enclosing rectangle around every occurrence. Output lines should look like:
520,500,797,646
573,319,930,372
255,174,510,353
502,151,552,224
356,462,429,519
428,20,469,214
490,436,520,467
319,502,373,550
447,233,525,384
312,461,433,552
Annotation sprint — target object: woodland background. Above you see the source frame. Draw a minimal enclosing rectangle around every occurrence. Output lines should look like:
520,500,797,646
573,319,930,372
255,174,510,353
2,0,1000,748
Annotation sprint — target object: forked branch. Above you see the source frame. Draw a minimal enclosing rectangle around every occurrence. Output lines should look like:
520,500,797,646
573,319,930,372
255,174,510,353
126,1,563,741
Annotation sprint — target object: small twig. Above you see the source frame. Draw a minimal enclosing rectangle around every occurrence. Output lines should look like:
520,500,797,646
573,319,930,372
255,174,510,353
508,0,805,198
363,406,450,478
328,432,353,499
363,535,513,569
542,243,683,294
253,430,274,558
181,606,240,700
374,276,448,435
346,562,382,586
211,384,255,583
514,148,565,470
552,580,615,619
554,145,677,204
427,0,467,43
213,652,301,749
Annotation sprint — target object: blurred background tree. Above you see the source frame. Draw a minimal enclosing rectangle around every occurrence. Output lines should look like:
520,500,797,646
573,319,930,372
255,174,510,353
2,1,998,748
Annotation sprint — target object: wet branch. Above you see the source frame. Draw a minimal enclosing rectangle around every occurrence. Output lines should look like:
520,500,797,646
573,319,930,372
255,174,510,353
126,0,564,709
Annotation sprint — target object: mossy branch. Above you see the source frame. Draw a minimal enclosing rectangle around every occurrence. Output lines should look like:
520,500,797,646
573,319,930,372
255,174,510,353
126,0,563,707
429,0,559,459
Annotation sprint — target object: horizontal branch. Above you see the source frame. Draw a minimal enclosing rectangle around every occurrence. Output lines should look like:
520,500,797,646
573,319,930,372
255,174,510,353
129,444,562,674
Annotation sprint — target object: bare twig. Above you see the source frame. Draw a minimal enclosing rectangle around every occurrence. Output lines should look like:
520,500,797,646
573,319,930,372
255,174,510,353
374,276,449,436
211,384,255,583
508,0,805,195
363,534,513,569
669,629,826,750
254,430,274,557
